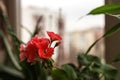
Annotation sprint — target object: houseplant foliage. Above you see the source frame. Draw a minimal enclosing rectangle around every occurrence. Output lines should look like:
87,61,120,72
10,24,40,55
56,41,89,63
0,3,120,80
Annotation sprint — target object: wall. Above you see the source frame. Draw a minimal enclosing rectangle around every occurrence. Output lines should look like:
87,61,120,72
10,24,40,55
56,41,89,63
105,0,120,79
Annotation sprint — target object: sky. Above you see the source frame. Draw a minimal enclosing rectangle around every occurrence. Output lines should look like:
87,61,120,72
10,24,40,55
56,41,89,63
21,0,105,32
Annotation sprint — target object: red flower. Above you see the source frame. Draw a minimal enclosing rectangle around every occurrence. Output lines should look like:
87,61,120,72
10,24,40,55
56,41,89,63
47,31,62,41
19,35,56,63
20,31,62,63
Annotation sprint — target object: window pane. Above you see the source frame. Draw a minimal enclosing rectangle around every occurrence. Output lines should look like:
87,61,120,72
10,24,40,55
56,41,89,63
21,0,105,65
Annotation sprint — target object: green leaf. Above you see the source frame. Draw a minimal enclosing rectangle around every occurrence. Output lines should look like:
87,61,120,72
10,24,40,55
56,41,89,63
0,12,25,45
85,23,120,55
101,64,118,80
0,65,24,79
77,54,91,66
8,31,25,45
85,38,102,55
103,23,120,37
77,54,101,66
108,14,120,19
39,67,48,80
88,4,120,15
61,64,77,80
52,68,68,80
0,12,11,29
90,64,118,80
0,30,22,70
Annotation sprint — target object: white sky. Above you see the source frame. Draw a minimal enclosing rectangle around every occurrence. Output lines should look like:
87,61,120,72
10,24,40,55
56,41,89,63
21,0,105,32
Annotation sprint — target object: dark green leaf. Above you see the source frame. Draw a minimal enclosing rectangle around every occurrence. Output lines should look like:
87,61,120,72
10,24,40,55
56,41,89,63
85,38,101,55
77,54,101,66
0,30,22,70
8,31,25,44
77,54,91,66
0,12,11,29
101,64,118,80
88,4,120,15
0,65,24,79
85,23,120,55
39,67,48,80
61,64,77,80
103,23,120,37
0,12,25,45
52,69,68,80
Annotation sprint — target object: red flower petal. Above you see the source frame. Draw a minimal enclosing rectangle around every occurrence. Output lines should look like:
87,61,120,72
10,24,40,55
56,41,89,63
37,38,50,50
38,47,54,59
30,35,50,49
20,44,26,61
25,41,38,62
47,31,62,41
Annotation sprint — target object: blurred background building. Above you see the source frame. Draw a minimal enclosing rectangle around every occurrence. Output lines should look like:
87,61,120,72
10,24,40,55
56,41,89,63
21,5,105,66
21,6,67,66
68,27,104,64
0,0,105,66
21,6,61,43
